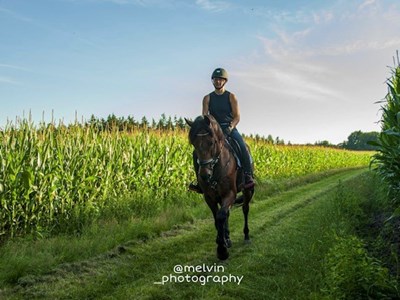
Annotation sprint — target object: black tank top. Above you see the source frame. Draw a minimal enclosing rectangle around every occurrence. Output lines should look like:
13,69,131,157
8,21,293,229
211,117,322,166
208,91,233,125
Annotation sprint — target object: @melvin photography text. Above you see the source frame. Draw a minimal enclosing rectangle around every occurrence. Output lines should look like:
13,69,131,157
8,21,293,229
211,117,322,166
154,263,244,286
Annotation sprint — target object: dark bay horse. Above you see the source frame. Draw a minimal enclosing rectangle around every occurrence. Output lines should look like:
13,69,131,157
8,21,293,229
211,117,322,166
185,115,254,260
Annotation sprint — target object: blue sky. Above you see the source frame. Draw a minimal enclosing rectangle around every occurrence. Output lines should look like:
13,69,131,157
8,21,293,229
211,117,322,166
1,0,400,144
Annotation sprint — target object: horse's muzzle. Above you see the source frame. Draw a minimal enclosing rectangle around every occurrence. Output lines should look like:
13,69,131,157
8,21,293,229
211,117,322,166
198,157,218,185
200,172,212,183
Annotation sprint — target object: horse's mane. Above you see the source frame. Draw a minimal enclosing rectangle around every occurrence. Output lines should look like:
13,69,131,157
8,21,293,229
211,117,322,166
188,115,225,144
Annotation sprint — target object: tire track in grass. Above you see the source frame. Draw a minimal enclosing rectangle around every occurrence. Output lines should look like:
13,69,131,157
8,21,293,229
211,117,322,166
5,168,367,299
234,168,365,238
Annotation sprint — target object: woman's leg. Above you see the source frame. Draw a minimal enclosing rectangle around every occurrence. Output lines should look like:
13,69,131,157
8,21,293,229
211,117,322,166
229,129,254,189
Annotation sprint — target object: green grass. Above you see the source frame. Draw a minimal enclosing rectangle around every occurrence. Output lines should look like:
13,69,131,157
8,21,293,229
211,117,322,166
0,168,358,288
2,167,396,299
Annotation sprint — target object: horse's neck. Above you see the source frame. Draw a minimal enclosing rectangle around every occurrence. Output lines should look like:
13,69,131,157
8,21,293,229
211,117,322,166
220,142,233,165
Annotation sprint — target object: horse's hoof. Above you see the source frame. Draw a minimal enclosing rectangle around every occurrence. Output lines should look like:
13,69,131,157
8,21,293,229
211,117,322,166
225,239,232,248
217,245,229,260
244,238,251,244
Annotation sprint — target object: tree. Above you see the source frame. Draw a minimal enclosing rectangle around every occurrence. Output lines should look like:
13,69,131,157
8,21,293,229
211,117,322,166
315,140,333,147
275,136,285,145
175,116,186,130
158,113,167,129
343,131,379,150
141,116,149,129
267,134,274,144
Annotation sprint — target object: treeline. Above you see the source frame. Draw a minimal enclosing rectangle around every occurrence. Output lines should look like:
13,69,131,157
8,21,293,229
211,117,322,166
4,112,377,149
0,113,289,145
310,131,379,150
342,131,379,150
83,114,379,149
85,113,187,131
84,114,290,145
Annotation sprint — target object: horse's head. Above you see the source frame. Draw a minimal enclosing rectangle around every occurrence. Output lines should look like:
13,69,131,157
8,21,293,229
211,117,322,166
185,115,225,184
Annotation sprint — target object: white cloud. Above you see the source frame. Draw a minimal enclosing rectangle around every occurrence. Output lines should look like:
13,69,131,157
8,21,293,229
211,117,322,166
64,0,174,6
0,6,32,22
281,28,312,45
226,2,400,143
320,38,400,56
312,10,334,24
234,58,341,104
195,0,231,12
256,1,400,59
0,76,19,85
358,0,378,11
0,64,29,71
0,65,27,85
108,0,164,5
245,7,335,25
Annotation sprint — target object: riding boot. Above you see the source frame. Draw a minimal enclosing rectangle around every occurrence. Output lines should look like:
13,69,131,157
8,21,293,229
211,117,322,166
189,182,203,194
240,144,255,190
243,152,255,190
188,151,203,194
229,128,255,190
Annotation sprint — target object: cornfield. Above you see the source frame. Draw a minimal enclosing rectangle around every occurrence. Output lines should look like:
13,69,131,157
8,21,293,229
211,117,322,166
249,140,371,179
0,118,371,238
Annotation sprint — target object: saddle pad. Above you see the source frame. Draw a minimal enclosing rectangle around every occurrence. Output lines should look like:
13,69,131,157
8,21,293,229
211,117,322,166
225,137,242,168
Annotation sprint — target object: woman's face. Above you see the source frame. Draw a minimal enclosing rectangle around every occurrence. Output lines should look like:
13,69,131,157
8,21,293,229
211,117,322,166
212,77,226,89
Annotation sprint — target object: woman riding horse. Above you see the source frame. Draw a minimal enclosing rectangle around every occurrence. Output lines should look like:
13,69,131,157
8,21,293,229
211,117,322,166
186,114,254,260
189,68,255,193
186,68,255,260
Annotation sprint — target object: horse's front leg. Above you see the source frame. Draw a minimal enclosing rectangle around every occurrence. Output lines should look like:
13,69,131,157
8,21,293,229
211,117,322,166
216,207,229,260
204,195,218,229
224,210,232,248
216,192,235,260
242,188,254,242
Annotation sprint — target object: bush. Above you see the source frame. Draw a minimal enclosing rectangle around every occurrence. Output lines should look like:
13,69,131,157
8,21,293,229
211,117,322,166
323,235,398,299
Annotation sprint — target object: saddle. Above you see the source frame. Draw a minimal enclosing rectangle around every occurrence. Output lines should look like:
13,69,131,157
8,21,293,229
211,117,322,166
225,136,242,169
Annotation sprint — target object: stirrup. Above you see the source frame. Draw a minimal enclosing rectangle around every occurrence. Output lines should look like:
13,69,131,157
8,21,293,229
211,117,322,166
188,182,203,194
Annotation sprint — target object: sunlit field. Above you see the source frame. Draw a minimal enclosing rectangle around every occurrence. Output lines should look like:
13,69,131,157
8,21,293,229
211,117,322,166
0,118,372,238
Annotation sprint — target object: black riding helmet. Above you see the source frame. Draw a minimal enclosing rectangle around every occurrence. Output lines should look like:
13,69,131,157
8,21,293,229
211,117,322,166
211,68,228,81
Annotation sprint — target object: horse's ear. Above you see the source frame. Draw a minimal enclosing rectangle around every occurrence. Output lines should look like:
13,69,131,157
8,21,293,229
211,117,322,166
185,118,193,127
204,115,211,126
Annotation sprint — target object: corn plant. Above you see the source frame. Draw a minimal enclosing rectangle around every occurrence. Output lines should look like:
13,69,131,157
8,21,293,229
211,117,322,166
371,55,400,202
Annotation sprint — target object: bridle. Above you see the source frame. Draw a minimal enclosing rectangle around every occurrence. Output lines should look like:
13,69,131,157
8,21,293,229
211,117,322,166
197,152,221,170
196,131,224,187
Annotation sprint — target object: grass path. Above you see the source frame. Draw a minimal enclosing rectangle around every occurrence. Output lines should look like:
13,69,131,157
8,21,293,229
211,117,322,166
3,168,367,299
